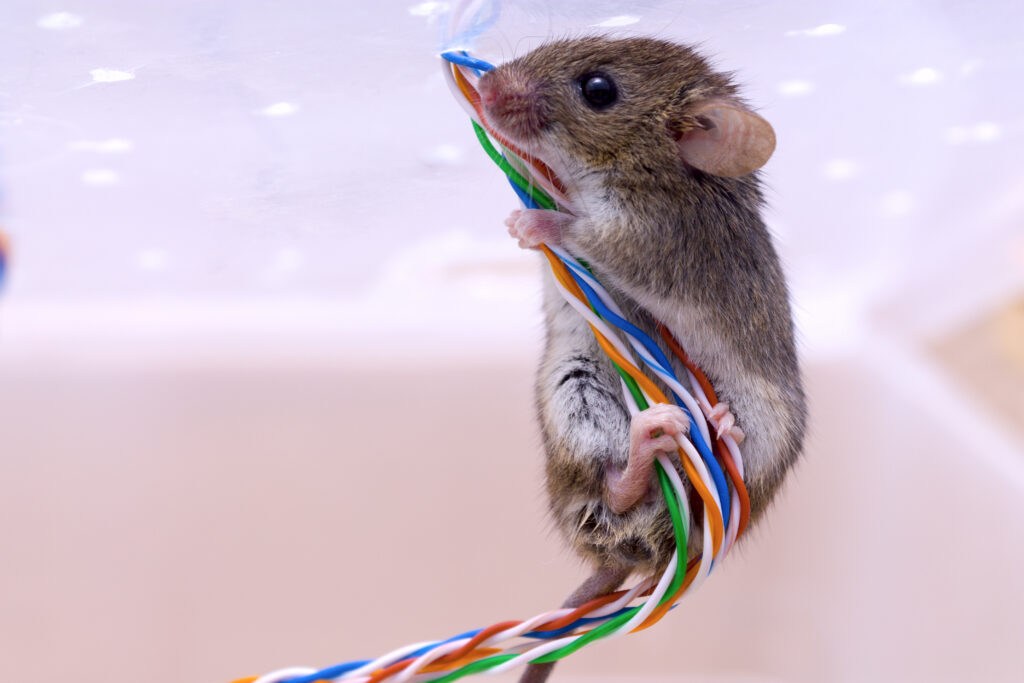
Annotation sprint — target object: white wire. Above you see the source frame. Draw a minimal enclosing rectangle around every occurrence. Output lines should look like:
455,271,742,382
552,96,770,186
341,640,454,679
487,449,695,676
487,525,682,675
657,452,692,545
679,367,745,560
392,638,474,683
545,263,654,404
440,62,484,124
266,420,699,683
547,244,725,571
556,246,751,496
253,668,319,683
547,244,713,449
590,575,654,617
394,570,663,682
674,434,722,529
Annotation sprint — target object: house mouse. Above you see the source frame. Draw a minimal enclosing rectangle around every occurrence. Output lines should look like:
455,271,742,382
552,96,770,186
475,37,807,683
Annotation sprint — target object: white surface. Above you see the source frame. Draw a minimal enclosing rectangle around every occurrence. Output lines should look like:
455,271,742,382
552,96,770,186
1,0,1022,357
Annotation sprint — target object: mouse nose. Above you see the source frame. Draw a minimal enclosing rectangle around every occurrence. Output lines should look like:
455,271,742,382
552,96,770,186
477,72,499,106
477,70,547,140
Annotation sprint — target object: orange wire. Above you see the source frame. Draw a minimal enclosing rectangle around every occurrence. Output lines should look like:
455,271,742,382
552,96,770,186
541,246,725,556
365,621,522,683
658,324,751,537
420,648,503,673
658,325,716,402
632,561,701,632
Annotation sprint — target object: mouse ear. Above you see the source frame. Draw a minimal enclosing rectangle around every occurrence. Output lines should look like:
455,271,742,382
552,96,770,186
674,100,776,177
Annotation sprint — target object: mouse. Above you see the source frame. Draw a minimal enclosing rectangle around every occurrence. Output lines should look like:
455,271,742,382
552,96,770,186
475,36,807,683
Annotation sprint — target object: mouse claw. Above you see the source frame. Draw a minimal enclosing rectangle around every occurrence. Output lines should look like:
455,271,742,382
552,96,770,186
706,402,745,444
505,208,572,250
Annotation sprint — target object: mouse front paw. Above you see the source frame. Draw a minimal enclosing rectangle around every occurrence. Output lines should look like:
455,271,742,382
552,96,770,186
504,208,572,250
606,404,691,515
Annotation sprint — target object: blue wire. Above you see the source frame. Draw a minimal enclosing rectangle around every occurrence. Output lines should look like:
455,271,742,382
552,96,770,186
280,602,675,683
555,258,732,531
507,176,540,209
283,629,484,683
503,188,732,528
523,607,632,639
440,50,494,73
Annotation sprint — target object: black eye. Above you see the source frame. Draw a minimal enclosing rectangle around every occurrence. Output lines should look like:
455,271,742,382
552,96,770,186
579,72,617,109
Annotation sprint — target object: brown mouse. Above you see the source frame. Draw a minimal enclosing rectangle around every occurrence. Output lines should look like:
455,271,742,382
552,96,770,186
476,36,807,683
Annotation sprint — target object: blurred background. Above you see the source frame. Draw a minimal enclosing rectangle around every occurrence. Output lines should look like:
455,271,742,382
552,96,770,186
1,1,1022,682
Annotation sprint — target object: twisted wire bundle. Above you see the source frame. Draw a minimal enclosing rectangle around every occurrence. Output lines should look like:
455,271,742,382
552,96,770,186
237,9,751,681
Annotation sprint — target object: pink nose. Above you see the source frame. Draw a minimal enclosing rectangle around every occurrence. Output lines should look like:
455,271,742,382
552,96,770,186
475,69,546,141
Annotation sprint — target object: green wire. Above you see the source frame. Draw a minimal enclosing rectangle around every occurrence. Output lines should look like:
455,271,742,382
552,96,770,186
425,118,693,683
471,121,557,210
425,465,688,683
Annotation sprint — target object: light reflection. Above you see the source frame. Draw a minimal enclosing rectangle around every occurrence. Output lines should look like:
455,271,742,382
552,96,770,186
37,12,83,30
69,139,134,153
900,67,943,86
822,158,861,181
136,249,168,271
786,24,846,37
945,122,1001,144
260,102,299,117
408,2,449,17
881,191,915,217
422,143,463,165
593,16,641,28
778,80,814,96
90,68,135,83
81,169,119,186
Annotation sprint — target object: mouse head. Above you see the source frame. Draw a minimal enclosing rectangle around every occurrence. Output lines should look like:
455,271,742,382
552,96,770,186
477,37,775,181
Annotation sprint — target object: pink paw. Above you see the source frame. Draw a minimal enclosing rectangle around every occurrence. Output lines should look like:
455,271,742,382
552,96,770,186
504,208,570,250
705,402,745,444
606,404,691,515
631,404,691,459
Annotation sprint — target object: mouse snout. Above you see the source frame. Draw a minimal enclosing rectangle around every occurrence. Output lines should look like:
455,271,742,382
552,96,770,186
477,69,548,142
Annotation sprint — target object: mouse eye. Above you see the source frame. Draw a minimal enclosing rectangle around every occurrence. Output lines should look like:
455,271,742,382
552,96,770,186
579,72,617,109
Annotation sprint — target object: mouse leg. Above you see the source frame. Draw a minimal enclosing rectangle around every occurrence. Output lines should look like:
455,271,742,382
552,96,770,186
518,563,632,683
605,404,690,515
705,402,745,444
505,208,574,250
